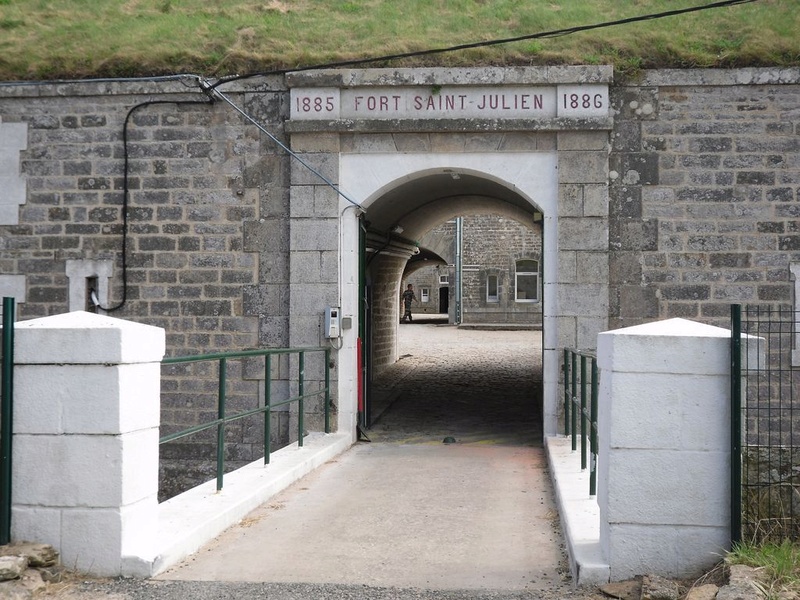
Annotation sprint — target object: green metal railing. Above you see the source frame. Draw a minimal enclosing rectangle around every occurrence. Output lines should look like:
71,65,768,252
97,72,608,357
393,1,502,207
161,347,331,492
563,348,599,496
1,297,15,545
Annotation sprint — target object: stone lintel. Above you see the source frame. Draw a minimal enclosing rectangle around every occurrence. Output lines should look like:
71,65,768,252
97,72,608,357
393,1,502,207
286,117,613,134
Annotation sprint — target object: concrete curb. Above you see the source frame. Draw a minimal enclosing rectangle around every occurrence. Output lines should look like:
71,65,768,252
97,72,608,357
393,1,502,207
545,436,610,587
121,432,353,577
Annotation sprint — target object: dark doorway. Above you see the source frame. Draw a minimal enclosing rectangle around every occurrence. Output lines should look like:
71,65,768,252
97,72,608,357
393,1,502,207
438,286,449,314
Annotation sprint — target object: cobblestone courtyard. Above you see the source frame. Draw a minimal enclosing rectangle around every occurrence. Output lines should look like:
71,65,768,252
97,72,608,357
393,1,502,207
369,321,544,446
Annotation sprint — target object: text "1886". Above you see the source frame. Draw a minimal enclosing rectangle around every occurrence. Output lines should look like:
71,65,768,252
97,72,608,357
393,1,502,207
562,93,604,110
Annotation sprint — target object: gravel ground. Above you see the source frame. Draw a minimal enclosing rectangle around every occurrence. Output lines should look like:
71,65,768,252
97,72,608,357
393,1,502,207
56,578,607,600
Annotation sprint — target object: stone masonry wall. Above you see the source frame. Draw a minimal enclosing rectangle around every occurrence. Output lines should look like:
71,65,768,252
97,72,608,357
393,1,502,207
403,215,543,324
405,220,455,318
605,68,800,498
0,77,296,499
370,254,407,377
461,214,543,324
556,129,610,353
609,69,800,330
3,67,800,495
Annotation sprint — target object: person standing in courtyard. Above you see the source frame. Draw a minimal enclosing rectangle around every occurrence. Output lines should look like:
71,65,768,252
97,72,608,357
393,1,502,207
401,283,417,322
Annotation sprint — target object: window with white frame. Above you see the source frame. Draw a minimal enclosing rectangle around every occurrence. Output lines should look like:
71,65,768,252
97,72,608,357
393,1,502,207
421,287,430,302
515,259,539,303
487,274,499,303
439,274,449,284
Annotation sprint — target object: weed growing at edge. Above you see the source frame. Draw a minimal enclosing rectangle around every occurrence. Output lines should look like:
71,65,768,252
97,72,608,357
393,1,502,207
726,540,800,600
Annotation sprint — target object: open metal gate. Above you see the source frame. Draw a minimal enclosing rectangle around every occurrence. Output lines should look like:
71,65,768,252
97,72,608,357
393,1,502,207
731,304,800,544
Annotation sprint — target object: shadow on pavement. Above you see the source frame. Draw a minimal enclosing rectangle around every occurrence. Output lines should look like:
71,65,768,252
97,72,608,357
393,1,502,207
368,324,543,447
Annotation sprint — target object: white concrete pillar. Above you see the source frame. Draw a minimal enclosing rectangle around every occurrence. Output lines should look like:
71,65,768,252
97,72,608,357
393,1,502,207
11,311,164,576
597,318,734,580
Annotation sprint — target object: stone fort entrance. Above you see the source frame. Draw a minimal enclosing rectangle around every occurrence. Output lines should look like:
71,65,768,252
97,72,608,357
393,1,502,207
285,67,612,438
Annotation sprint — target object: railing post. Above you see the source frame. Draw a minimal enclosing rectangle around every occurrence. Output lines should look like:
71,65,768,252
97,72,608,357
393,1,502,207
571,351,577,451
264,354,272,465
730,304,742,545
298,351,305,448
590,357,598,497
580,354,588,471
561,348,601,497
0,297,15,545
216,357,227,492
563,349,570,437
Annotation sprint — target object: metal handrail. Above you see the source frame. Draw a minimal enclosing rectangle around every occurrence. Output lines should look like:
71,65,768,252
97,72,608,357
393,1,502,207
161,346,331,492
563,348,599,497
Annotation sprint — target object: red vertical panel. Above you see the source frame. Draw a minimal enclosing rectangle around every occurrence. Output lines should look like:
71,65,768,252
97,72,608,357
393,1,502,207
357,337,364,413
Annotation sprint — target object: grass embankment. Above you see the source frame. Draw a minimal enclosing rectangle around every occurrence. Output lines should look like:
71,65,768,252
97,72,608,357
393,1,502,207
0,0,797,81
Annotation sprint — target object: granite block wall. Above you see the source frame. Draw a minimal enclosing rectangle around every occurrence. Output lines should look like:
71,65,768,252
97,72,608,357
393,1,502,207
2,67,800,496
609,69,800,330
0,77,296,498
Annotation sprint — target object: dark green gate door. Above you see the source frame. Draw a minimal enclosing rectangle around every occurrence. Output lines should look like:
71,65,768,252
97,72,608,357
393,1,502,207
731,304,800,544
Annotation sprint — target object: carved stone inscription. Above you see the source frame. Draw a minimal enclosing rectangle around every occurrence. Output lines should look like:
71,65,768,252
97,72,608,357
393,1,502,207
290,85,608,120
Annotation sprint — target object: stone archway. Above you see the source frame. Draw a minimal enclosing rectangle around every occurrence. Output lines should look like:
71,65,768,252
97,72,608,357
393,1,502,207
339,154,557,435
285,67,612,440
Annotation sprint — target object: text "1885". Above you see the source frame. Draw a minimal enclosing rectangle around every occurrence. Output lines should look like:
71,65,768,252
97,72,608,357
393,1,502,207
295,96,335,113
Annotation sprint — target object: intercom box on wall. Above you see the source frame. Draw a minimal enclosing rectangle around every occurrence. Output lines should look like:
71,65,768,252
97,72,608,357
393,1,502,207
324,306,340,338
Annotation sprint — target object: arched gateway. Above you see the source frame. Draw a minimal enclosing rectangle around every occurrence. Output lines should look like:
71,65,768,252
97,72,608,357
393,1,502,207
285,67,612,440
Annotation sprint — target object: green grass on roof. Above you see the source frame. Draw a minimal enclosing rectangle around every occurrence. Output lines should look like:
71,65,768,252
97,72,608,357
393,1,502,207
0,0,797,81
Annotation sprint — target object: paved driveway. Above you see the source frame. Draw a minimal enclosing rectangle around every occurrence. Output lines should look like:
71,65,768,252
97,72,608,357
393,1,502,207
157,323,569,593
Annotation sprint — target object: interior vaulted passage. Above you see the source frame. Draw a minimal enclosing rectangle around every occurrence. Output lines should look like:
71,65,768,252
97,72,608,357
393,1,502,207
339,154,555,426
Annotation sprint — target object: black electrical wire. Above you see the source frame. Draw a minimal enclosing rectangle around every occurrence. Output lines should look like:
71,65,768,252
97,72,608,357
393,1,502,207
0,73,202,88
209,0,759,89
200,0,760,221
204,82,364,209
100,0,758,311
100,96,213,313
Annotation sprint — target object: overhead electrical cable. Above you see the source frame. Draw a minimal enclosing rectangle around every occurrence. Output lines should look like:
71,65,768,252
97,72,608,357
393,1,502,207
99,0,757,311
0,73,202,88
209,0,758,88
200,81,364,210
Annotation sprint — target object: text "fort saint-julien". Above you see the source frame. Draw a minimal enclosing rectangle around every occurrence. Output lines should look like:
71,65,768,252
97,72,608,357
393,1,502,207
352,92,545,113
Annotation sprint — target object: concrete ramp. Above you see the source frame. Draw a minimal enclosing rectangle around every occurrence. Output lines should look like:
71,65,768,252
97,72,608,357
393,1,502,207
157,441,565,591
157,326,569,592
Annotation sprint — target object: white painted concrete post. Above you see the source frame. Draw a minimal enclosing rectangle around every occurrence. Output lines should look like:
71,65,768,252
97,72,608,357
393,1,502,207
11,311,164,576
597,318,734,580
